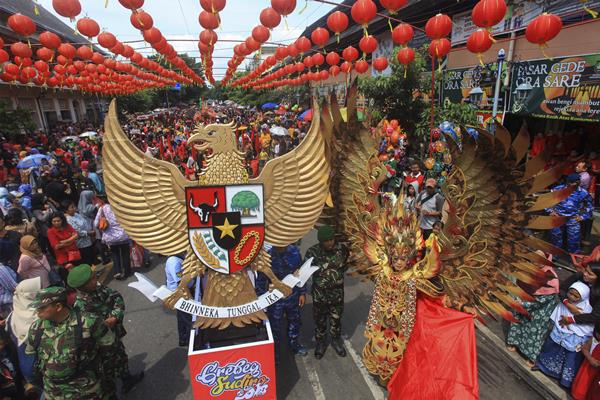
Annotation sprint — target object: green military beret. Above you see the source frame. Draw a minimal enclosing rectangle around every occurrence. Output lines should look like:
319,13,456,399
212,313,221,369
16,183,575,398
67,264,93,289
317,225,335,242
30,287,67,309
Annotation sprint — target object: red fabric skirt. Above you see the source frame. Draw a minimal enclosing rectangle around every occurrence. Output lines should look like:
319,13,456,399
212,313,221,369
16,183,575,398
387,296,479,400
572,345,600,400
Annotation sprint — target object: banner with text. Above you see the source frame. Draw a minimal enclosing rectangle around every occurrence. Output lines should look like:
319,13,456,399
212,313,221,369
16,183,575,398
509,54,600,122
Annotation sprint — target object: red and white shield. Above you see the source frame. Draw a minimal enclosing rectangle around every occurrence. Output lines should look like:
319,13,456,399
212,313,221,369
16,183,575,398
186,184,265,274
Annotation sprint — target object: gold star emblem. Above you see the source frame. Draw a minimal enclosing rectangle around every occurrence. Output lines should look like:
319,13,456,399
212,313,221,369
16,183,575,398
216,217,238,239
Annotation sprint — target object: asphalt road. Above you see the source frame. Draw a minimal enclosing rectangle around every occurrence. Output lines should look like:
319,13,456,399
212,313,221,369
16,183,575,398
110,230,543,400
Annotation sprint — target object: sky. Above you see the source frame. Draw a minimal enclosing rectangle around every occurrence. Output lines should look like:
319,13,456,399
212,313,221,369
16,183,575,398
37,0,338,80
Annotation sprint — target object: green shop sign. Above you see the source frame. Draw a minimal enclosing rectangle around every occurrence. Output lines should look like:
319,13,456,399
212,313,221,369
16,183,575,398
509,54,600,122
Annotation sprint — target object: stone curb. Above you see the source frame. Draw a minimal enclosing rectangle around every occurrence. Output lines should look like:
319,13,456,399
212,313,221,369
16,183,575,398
476,321,568,400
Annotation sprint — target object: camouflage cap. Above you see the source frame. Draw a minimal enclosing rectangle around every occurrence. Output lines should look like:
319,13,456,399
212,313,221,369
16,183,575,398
317,225,335,242
29,287,67,309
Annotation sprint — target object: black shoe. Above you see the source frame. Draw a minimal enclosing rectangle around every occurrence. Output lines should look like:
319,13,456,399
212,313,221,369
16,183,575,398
122,371,144,393
331,337,347,357
314,341,327,359
289,340,308,356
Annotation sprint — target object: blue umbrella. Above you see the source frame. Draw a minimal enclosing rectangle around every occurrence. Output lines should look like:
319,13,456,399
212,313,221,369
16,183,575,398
261,102,279,110
298,109,313,121
17,154,50,169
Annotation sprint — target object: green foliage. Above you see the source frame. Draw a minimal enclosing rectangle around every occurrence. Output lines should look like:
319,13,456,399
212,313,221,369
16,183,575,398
0,101,36,138
206,80,310,108
415,102,478,141
358,47,428,132
231,191,260,211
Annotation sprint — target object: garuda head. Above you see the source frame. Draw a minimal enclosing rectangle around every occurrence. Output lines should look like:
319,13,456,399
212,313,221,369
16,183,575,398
188,121,240,154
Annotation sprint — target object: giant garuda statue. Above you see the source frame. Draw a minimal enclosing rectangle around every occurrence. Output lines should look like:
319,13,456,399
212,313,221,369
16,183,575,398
103,100,332,329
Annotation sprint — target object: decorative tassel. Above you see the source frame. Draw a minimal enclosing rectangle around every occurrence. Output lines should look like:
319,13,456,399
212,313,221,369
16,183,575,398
584,6,598,18
336,33,340,44
105,0,109,7
477,53,484,66
540,44,553,60
388,19,393,33
299,0,308,14
285,17,289,30
34,3,39,15
404,66,407,79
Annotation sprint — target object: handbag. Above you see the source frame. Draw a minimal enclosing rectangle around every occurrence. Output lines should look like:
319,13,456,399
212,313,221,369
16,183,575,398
67,248,81,263
98,206,109,231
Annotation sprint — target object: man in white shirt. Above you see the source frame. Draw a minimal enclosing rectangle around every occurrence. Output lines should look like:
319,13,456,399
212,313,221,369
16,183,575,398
415,178,445,240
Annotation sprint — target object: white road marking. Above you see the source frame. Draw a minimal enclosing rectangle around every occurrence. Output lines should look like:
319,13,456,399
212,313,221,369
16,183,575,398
300,356,326,400
343,338,386,400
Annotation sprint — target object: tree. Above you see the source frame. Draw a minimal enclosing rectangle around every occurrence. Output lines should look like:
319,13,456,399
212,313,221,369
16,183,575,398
0,101,35,138
415,102,478,142
231,191,260,217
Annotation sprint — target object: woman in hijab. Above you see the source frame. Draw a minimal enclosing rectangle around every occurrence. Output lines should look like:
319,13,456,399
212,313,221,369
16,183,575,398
8,277,41,396
17,236,51,288
77,190,98,222
31,194,54,256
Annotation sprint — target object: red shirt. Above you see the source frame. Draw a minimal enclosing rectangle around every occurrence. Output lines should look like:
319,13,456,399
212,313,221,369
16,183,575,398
47,224,79,265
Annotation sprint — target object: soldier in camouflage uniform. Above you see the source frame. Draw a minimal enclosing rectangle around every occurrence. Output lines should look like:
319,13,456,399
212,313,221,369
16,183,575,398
67,264,144,398
25,286,115,400
305,225,349,359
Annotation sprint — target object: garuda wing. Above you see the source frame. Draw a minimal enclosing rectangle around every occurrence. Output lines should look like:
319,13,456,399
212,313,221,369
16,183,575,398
103,99,193,255
250,101,333,246
429,124,573,321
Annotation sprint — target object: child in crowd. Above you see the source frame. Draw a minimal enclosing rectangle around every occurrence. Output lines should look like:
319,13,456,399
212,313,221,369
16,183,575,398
536,281,594,388
572,322,600,400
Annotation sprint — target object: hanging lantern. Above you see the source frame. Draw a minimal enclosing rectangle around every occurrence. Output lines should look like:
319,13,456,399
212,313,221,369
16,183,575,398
122,45,135,58
98,31,118,48
380,0,407,15
76,45,93,60
245,37,260,52
39,31,61,49
0,50,8,65
76,17,100,39
10,42,32,59
351,0,377,30
425,13,452,39
142,28,162,44
311,27,330,48
118,0,144,11
525,13,563,57
8,13,36,37
342,46,359,62
52,0,81,20
392,23,413,46
200,0,226,14
327,11,349,42
472,0,507,29
295,62,305,73
130,11,154,30
260,7,281,29
372,56,389,72
271,0,296,16
340,61,352,74
329,65,340,77
111,42,124,55
199,11,220,30
36,47,54,62
428,38,451,59
359,35,378,55
58,43,76,59
466,29,493,64
312,53,325,66
252,25,270,43
326,51,340,66
274,46,288,60
287,44,299,58
396,47,415,65
355,59,370,74
295,36,312,54
319,69,329,81
303,55,314,68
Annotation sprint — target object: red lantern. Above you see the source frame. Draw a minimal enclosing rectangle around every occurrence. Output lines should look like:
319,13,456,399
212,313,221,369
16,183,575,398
287,44,299,58
77,17,100,38
271,0,296,16
526,13,562,47
34,60,49,73
312,53,325,66
397,47,415,65
0,50,8,64
351,0,377,28
199,11,220,30
131,11,154,30
10,42,32,58
119,0,144,11
319,69,329,81
380,0,407,14
245,37,260,52
260,8,281,29
122,45,135,58
4,63,19,77
340,61,352,74
311,27,330,48
329,65,340,77
252,25,270,43
275,46,288,60
428,38,451,59
355,60,369,74
425,13,452,39
143,28,162,44
342,46,359,62
200,0,226,13
76,46,93,60
372,56,388,72
111,42,124,55
266,56,277,66
92,52,106,64
15,57,32,68
359,35,378,54
326,52,340,66
36,47,54,62
98,31,118,48
327,11,349,40
8,13,36,37
295,36,312,53
52,0,81,20
58,43,76,59
472,0,507,29
303,55,314,68
466,29,493,63
39,31,61,49
392,23,413,45
295,63,305,73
